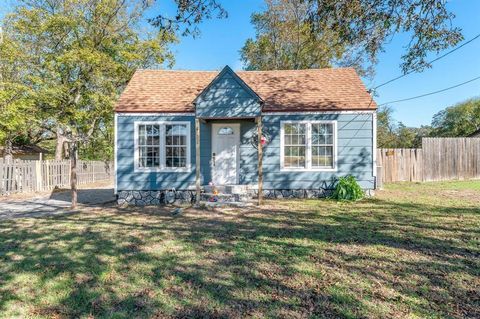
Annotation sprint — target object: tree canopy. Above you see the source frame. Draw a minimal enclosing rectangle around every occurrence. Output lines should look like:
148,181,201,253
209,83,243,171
431,98,480,137
1,0,176,160
240,0,349,72
0,26,36,158
151,0,463,74
377,106,432,148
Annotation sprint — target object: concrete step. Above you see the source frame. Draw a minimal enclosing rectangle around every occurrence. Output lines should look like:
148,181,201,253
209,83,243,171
202,185,253,195
200,192,250,202
199,201,255,208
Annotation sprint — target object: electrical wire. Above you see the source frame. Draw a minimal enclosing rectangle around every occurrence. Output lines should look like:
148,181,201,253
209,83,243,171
378,75,480,106
373,32,480,90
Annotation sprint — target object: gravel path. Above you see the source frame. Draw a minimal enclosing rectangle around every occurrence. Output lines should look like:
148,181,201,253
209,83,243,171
0,186,115,219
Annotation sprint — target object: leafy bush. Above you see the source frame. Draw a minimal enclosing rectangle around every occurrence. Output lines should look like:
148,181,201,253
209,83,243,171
331,175,364,201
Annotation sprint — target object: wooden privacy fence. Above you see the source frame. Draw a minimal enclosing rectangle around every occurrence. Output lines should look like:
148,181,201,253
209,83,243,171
0,159,113,195
377,137,480,184
377,148,424,183
422,138,480,181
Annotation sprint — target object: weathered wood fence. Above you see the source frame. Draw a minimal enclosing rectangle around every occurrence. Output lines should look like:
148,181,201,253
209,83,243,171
0,159,113,195
377,137,480,184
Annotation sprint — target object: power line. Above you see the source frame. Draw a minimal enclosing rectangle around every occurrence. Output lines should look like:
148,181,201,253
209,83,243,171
373,32,480,90
378,75,480,106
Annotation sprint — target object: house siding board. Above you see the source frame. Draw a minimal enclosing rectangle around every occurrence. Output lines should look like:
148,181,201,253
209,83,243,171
239,120,258,184
196,73,261,118
254,113,375,190
199,122,212,184
116,112,375,191
116,115,197,191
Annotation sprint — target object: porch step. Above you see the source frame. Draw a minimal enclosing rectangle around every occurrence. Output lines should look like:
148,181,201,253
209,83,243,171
199,201,255,208
200,192,250,203
202,185,253,195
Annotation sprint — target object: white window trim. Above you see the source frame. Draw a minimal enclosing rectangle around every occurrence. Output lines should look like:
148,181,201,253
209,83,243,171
280,120,337,172
134,121,192,173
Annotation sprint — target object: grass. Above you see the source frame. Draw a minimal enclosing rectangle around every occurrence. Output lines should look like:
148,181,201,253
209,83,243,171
0,181,479,318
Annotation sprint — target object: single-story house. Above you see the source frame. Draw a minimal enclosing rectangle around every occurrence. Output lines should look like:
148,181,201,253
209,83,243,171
115,65,377,206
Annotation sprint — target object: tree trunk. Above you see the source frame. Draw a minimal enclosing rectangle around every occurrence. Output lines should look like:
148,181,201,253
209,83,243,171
4,139,13,161
70,142,78,209
55,130,66,160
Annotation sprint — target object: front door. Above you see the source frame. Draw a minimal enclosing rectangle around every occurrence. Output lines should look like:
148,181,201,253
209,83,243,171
211,123,240,185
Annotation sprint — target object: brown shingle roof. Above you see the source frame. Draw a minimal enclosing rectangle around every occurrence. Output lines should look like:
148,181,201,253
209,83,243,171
115,67,376,113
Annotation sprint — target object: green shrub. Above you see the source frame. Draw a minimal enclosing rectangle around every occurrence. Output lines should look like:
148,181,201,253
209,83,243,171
331,175,364,201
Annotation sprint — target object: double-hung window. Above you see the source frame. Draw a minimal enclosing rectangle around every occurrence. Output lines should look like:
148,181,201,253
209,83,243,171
281,121,336,171
135,121,191,172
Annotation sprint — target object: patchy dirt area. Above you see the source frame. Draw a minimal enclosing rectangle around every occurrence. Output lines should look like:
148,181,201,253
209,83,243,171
0,181,115,219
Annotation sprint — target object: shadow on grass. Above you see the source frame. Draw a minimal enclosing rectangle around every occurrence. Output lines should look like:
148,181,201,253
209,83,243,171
0,197,479,318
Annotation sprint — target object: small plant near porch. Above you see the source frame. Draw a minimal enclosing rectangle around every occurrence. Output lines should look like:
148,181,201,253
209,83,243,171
331,175,364,201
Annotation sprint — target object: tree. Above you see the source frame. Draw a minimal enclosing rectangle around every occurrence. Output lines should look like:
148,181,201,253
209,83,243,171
5,0,176,207
148,0,227,37
240,0,349,72
377,106,432,148
0,28,36,160
377,106,398,148
150,0,463,74
431,98,480,137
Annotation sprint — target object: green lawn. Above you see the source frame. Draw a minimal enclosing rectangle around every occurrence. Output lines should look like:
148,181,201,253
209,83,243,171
1,181,479,318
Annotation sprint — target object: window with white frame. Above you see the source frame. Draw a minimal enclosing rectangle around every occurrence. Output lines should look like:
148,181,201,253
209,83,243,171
135,122,190,171
283,123,306,168
281,121,336,170
165,124,188,168
138,124,160,168
311,123,334,168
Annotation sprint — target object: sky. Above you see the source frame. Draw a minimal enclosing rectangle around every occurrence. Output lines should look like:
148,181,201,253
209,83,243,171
1,0,479,127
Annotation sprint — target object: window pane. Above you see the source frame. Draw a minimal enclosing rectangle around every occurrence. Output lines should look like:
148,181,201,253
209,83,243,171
285,135,292,145
138,124,160,168
164,124,188,168
283,123,306,168
292,135,298,145
139,125,146,145
218,127,234,135
166,124,187,136
311,123,334,168
326,134,333,144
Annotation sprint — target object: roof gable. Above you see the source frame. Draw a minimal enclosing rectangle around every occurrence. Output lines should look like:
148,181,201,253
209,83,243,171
193,65,262,104
194,66,262,118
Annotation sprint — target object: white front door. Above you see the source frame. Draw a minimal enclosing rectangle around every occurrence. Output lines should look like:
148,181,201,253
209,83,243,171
211,123,240,185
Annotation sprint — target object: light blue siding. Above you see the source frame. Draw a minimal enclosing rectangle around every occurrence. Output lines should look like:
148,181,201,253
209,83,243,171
195,68,261,118
116,115,198,191
116,112,375,191
257,113,375,189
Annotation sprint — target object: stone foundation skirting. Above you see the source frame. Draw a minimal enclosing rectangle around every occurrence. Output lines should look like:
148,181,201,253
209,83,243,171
117,190,196,207
116,188,350,206
248,189,333,199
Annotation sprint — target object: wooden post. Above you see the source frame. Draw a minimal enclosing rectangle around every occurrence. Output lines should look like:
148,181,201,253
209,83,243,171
195,118,201,206
70,143,78,209
257,116,263,205
375,165,383,189
35,160,42,192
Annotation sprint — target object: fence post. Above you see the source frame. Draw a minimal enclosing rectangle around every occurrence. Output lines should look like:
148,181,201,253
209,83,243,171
35,160,43,192
0,159,4,195
375,166,383,190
